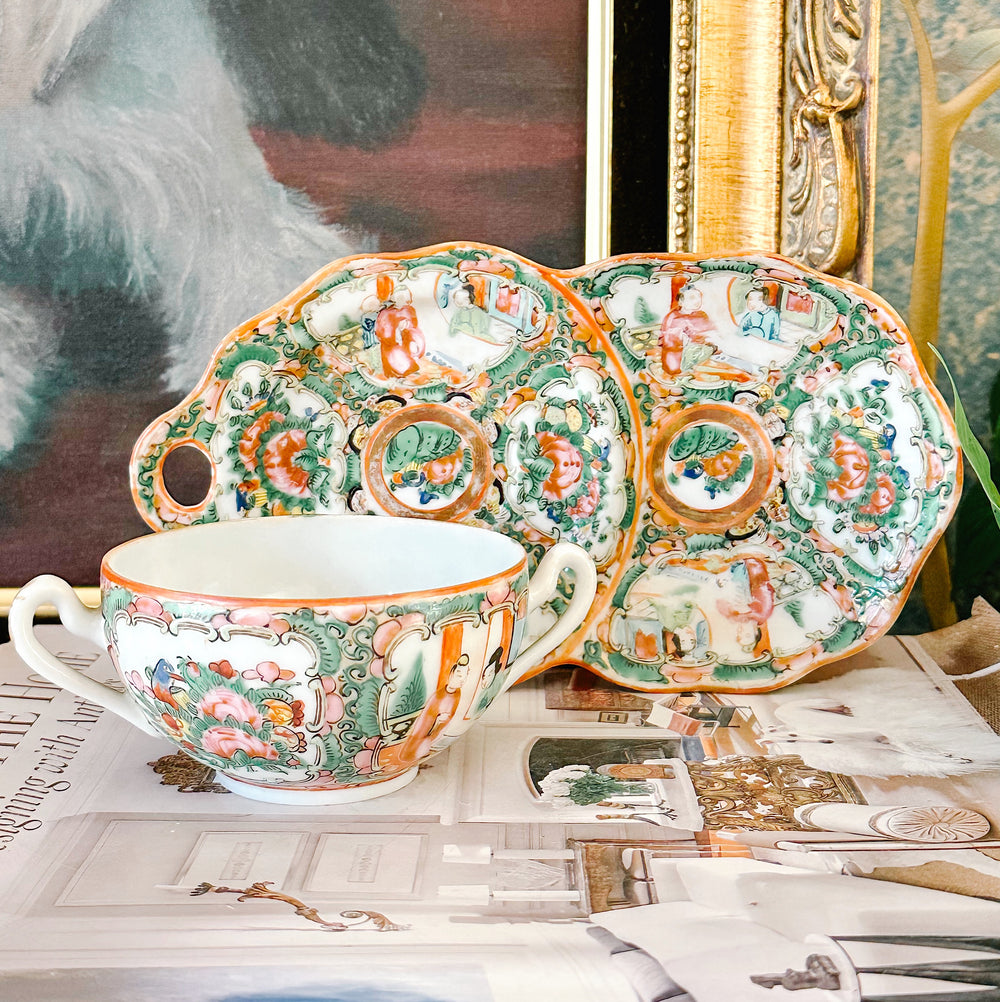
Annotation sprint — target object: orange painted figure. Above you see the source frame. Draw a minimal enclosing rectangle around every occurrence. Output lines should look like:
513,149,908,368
659,286,714,376
375,622,469,774
374,275,426,378
716,556,775,659
495,282,521,317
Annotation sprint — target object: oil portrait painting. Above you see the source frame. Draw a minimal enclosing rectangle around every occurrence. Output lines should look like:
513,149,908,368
0,0,588,586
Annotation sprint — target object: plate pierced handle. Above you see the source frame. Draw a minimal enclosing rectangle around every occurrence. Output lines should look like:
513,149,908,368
130,403,218,530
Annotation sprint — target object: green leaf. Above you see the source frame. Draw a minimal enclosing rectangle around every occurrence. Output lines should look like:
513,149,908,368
812,456,841,479
634,295,657,325
384,425,421,470
669,423,737,460
989,364,1000,437
668,425,702,460
685,533,727,555
392,656,427,717
823,619,865,653
525,457,554,484
567,771,633,805
519,428,540,459
420,425,460,458
192,421,218,446
931,345,999,530
700,425,738,455
954,478,1000,600
215,343,280,380
784,598,806,628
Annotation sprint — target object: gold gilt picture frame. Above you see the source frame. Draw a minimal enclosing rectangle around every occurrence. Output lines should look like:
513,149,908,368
668,0,880,286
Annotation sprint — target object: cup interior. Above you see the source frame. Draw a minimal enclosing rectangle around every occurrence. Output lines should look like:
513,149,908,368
103,515,525,601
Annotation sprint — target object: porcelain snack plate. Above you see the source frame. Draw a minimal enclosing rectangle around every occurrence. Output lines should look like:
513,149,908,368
131,244,960,692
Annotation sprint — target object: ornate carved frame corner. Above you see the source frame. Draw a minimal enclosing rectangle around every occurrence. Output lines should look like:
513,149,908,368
669,0,881,286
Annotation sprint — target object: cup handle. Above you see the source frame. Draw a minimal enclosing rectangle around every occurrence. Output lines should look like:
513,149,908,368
9,575,159,735
502,542,597,691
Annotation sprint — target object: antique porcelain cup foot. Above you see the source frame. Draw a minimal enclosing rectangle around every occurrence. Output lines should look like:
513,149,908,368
215,767,419,805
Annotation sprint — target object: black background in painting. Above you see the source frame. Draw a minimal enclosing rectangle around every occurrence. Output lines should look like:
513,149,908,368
610,1,671,254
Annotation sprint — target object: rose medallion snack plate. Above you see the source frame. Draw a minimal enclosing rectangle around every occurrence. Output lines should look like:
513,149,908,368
130,244,960,692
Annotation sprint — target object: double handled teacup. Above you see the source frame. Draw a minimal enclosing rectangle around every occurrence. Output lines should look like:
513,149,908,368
10,515,596,804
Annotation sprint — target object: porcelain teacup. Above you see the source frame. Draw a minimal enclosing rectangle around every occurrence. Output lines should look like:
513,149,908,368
10,515,596,804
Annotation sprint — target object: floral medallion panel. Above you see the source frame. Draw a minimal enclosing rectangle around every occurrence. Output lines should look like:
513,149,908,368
131,245,960,692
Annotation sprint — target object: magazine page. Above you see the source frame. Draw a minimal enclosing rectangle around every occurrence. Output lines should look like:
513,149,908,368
2,623,1000,1001
0,627,137,880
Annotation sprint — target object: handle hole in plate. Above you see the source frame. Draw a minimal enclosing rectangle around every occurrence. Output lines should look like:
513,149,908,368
160,443,214,510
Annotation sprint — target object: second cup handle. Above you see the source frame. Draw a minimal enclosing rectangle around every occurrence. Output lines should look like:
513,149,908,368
502,542,597,690
9,575,160,735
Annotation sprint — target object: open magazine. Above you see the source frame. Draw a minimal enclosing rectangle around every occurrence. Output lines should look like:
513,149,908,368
1,621,999,1001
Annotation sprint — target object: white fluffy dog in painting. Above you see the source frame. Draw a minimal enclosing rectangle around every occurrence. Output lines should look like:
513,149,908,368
0,0,424,457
